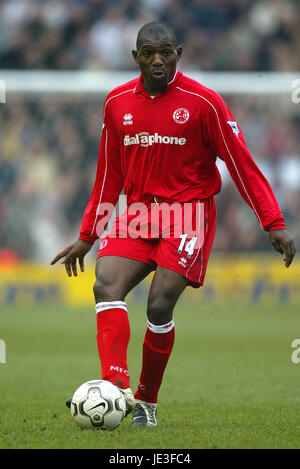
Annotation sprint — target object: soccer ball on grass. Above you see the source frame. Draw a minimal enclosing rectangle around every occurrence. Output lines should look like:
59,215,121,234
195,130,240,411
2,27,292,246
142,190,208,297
70,379,126,430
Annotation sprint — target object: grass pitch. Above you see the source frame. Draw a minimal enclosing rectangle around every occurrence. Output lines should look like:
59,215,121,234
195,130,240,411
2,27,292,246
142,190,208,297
1,296,300,449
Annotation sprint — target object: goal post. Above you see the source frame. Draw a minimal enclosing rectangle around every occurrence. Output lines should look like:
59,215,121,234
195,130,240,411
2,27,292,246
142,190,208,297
1,70,299,97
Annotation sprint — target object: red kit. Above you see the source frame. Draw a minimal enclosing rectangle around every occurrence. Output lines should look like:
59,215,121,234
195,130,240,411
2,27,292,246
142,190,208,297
79,71,286,286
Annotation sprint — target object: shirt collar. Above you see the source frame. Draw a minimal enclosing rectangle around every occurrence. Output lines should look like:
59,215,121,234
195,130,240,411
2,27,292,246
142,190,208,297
133,70,182,96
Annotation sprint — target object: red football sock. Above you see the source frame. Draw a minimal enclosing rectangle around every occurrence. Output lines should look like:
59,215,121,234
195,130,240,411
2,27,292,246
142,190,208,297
95,301,130,390
134,319,175,404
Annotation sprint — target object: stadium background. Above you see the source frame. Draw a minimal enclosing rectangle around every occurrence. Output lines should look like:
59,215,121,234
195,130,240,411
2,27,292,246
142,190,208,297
1,0,300,450
0,0,299,306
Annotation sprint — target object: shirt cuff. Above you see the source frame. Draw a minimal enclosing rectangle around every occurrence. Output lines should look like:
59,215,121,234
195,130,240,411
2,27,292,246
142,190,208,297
264,219,286,231
79,234,98,245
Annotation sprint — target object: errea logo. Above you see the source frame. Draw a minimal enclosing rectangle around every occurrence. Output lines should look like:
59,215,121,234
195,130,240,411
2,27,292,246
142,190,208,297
124,132,186,147
178,257,187,268
123,113,133,125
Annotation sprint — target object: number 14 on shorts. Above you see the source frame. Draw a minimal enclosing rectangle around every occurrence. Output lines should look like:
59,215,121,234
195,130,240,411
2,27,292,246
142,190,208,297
177,234,198,258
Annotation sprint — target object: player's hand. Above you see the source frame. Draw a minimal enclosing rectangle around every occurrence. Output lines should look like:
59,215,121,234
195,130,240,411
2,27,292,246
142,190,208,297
50,239,93,277
269,229,296,268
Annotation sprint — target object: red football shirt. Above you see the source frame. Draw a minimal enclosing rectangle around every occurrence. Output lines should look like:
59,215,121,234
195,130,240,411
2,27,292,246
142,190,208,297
79,70,286,243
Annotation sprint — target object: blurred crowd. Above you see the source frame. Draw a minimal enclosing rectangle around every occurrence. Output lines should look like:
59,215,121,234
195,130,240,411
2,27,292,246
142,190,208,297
1,94,299,262
0,0,299,262
0,0,300,72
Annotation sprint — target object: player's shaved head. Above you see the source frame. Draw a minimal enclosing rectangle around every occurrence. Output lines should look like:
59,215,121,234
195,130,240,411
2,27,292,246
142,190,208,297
136,21,178,50
133,21,182,96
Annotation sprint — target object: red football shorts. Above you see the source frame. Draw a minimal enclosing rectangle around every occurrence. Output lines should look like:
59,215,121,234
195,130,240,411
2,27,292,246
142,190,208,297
97,197,216,288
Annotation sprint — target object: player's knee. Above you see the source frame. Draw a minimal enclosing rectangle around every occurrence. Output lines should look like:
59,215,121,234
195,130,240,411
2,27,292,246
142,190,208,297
147,289,175,325
93,277,124,303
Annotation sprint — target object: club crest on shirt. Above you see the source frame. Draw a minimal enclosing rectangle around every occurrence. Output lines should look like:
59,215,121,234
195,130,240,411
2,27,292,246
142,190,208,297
123,113,133,125
226,120,240,137
173,108,189,124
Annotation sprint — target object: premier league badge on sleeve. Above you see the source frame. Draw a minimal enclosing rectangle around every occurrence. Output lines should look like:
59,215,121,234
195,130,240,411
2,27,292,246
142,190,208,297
226,120,240,137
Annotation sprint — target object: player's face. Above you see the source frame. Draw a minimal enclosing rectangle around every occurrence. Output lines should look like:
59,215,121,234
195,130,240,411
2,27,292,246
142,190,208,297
132,37,182,94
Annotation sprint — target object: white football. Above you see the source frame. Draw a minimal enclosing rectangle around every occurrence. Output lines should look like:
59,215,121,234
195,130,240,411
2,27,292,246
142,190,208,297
70,379,126,430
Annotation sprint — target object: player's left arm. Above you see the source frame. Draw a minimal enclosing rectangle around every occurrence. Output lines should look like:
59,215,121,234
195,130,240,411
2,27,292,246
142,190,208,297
203,92,296,267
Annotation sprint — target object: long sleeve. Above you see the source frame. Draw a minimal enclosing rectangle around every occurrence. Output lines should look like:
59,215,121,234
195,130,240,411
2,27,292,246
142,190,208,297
203,92,286,231
79,102,123,244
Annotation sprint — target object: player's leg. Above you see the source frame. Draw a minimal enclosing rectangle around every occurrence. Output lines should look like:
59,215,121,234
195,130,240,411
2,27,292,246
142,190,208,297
132,266,188,426
66,254,153,414
94,255,153,397
132,197,217,426
94,254,152,303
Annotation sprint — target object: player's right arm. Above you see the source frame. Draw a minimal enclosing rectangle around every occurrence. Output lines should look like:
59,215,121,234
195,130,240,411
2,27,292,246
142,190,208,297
51,98,123,277
201,89,296,267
